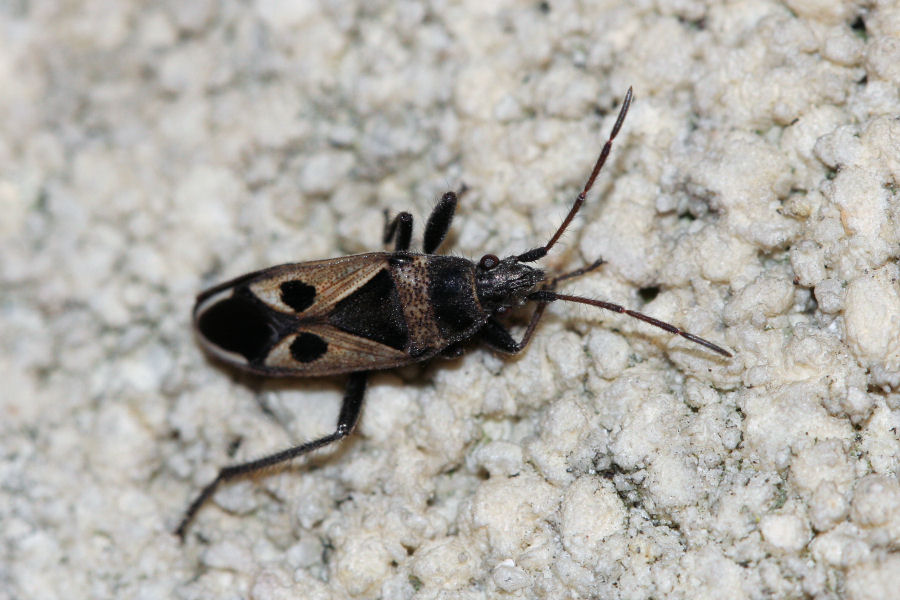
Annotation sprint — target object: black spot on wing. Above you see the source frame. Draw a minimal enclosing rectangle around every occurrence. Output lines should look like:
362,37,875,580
290,332,328,362
280,280,316,313
197,291,277,363
196,288,298,366
428,258,480,338
328,269,409,350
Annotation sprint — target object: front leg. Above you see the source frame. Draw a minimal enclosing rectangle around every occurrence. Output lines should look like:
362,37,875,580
479,303,549,354
174,371,369,539
439,342,466,359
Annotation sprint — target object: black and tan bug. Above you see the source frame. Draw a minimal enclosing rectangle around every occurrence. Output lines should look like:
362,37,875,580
175,88,731,538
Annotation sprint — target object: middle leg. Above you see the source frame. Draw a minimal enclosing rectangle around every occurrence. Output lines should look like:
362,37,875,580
423,192,457,254
384,211,413,252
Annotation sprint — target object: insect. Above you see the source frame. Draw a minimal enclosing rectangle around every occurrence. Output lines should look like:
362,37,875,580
174,87,731,539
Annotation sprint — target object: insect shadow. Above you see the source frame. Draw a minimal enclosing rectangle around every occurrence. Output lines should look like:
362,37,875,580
175,87,731,539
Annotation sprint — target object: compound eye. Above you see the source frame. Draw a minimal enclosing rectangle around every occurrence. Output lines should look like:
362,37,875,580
479,254,500,270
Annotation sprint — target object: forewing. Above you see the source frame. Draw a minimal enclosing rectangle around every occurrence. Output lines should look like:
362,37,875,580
264,324,411,375
194,252,413,375
245,253,388,319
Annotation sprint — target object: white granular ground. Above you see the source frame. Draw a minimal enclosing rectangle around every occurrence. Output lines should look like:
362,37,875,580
2,1,899,599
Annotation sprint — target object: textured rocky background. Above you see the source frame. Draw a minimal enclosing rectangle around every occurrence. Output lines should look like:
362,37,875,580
2,1,899,598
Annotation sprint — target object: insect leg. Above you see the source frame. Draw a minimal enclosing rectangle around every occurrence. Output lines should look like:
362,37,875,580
480,303,549,354
423,192,457,254
439,342,466,358
517,87,633,263
384,211,413,251
174,371,369,540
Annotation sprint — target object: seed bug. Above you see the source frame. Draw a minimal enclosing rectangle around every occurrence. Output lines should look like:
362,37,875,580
175,87,731,539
